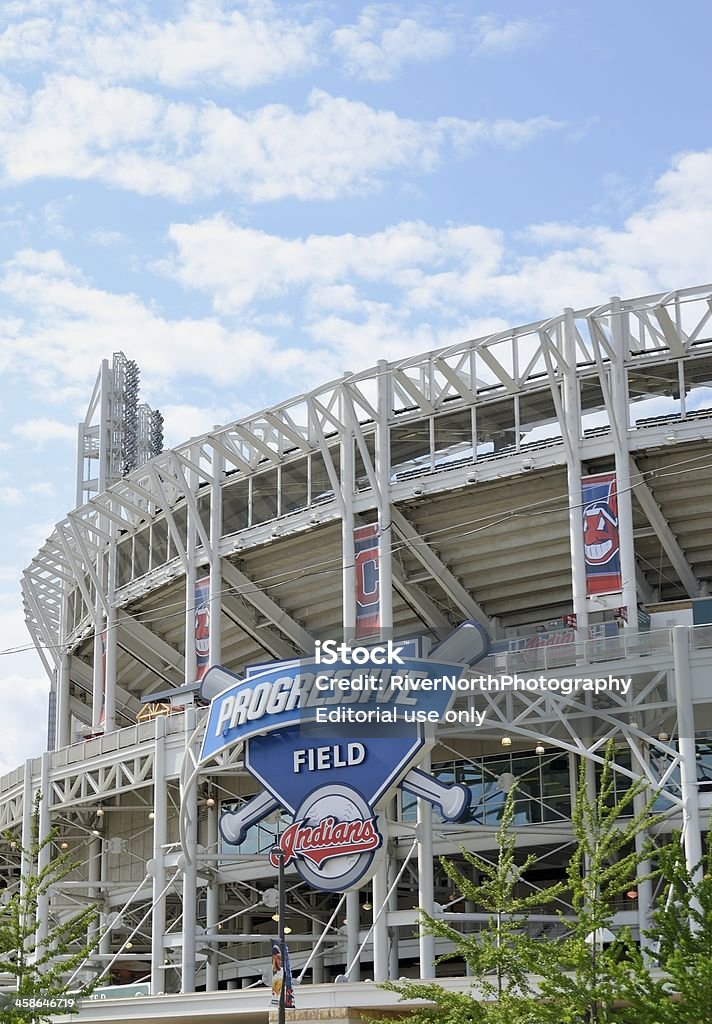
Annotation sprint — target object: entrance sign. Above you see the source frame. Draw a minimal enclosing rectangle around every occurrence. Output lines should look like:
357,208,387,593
198,622,489,891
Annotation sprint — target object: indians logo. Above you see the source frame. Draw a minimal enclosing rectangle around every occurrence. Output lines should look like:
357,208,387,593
270,785,383,891
583,484,619,566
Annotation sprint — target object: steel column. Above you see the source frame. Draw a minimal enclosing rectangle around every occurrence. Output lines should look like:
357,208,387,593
562,308,589,637
345,890,361,982
417,755,436,978
372,359,393,982
672,626,703,889
205,794,219,991
151,715,167,995
181,707,199,992
610,297,639,628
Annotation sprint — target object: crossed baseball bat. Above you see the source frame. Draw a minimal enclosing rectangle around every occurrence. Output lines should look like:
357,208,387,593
216,623,488,845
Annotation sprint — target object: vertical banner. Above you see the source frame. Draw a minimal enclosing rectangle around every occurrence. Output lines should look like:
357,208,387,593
354,524,380,638
582,473,622,595
271,942,295,1008
194,576,211,681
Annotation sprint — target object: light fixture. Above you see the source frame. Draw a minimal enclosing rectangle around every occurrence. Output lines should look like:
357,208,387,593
60,841,69,851
501,736,512,747
466,472,477,484
629,719,640,730
626,889,638,900
96,805,105,818
658,731,669,742
535,743,545,755
412,485,425,497
272,913,279,922
362,900,373,911
148,811,155,820
665,434,677,443
126,941,133,949
284,926,292,935
91,829,101,837
206,796,216,808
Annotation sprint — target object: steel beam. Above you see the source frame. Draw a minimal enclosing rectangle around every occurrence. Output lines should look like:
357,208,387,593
390,507,491,630
630,457,699,598
221,559,313,653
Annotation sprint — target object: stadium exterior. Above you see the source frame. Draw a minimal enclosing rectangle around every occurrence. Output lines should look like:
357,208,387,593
5,284,712,1021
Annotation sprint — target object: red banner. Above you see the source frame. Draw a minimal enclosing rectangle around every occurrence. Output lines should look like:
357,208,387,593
354,525,380,638
195,576,210,681
582,473,622,595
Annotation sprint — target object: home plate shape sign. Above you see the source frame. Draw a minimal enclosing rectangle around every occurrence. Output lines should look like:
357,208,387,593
198,622,489,891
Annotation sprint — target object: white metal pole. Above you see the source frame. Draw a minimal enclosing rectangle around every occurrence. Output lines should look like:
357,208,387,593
417,755,436,978
205,794,219,990
341,424,356,645
345,890,361,982
371,860,389,982
387,842,399,980
610,297,638,629
563,308,589,640
104,526,118,734
372,359,393,982
91,611,105,732
35,752,51,950
632,778,653,957
151,715,167,994
376,360,393,635
181,711,198,992
672,626,703,887
209,438,223,668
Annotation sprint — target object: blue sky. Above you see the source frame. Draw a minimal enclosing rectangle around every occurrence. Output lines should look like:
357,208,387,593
1,0,711,774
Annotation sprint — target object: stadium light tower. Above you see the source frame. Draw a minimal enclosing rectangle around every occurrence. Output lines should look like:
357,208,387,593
75,352,164,507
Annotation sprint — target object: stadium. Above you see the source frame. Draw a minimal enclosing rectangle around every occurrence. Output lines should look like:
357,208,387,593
4,282,712,1022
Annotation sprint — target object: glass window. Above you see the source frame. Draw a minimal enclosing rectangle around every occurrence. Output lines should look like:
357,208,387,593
475,399,516,458
391,421,431,479
310,447,340,502
197,491,211,540
252,470,278,524
354,433,377,491
134,526,149,577
150,518,168,569
116,536,133,589
518,388,560,447
223,480,249,534
433,410,473,469
172,503,188,551
281,459,308,515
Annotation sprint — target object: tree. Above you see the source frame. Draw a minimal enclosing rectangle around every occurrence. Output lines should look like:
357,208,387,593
383,743,668,1024
382,785,565,1023
615,838,712,1023
0,799,101,1022
536,742,666,1024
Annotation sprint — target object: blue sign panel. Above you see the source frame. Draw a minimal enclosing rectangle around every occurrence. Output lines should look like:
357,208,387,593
199,622,489,891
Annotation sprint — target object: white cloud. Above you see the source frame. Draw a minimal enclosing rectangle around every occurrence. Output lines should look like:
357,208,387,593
0,485,23,504
332,5,452,81
472,15,545,55
0,76,561,202
0,248,315,392
0,671,49,776
0,2,323,90
0,589,50,777
11,418,76,445
164,216,505,313
163,147,712,342
160,402,250,446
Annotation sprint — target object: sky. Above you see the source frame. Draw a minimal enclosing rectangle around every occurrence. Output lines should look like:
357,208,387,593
1,0,712,776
